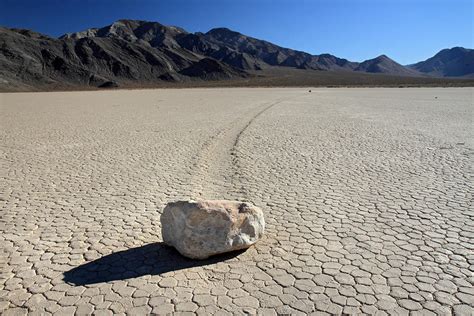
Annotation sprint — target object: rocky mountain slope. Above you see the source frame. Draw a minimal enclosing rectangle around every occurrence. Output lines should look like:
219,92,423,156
0,19,472,90
355,55,421,77
184,27,358,71
408,47,474,78
0,21,247,90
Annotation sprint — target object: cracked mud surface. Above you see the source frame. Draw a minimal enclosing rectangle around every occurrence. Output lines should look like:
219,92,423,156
1,88,473,315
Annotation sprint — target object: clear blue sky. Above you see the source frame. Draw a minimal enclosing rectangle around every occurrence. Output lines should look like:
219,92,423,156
0,0,472,64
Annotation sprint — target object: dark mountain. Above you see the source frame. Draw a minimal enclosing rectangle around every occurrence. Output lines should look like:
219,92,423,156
409,47,474,78
0,19,472,91
0,20,246,90
199,27,357,71
175,31,266,70
355,55,422,77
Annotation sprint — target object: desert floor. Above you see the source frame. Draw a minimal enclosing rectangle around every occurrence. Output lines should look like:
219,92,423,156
1,88,473,315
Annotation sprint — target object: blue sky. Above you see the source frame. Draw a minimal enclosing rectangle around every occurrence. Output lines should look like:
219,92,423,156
0,0,472,64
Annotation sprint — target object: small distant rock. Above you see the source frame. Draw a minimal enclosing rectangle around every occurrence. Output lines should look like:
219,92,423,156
161,200,265,259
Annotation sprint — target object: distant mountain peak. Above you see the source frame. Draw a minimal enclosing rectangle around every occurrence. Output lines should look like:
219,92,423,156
60,19,187,40
206,27,240,35
355,54,421,76
410,47,473,77
374,54,390,60
446,46,467,52
358,54,398,65
114,19,149,24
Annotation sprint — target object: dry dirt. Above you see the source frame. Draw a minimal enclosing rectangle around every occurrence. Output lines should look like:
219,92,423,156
1,88,473,315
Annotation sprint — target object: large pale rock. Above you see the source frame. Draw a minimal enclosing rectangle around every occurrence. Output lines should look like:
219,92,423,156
161,200,265,259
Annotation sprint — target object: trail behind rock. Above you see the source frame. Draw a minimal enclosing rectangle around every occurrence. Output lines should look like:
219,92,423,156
189,97,297,200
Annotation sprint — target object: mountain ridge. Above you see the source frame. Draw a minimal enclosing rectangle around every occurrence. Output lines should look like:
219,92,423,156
1,19,473,91
409,47,474,78
355,55,422,77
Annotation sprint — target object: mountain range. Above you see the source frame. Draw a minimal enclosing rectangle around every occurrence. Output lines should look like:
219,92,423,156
1,19,473,91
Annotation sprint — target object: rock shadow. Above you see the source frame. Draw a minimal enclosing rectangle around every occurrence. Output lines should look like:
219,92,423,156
63,242,245,285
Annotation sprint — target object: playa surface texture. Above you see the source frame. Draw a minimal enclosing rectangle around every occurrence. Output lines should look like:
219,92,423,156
1,88,472,315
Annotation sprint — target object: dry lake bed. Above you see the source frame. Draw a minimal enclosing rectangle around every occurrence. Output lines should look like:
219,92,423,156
1,88,473,315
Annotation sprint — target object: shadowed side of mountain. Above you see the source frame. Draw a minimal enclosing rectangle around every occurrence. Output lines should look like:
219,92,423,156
201,27,357,71
355,55,422,77
179,57,248,80
409,47,474,78
0,22,247,91
176,32,265,70
0,27,93,90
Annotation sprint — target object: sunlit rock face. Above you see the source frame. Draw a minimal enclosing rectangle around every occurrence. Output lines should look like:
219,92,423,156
161,200,265,259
